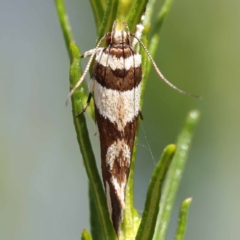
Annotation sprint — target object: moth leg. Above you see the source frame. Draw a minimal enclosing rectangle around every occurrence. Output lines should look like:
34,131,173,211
81,48,104,58
76,93,92,117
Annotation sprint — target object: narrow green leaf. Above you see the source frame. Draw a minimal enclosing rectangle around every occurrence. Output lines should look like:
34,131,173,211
117,0,133,24
69,43,116,240
55,0,74,59
55,0,90,112
89,185,103,240
81,229,93,240
97,0,119,40
56,1,116,238
139,24,150,105
149,0,174,57
138,0,175,101
153,110,200,240
89,0,105,31
136,144,176,240
143,0,156,27
175,198,192,240
127,0,148,32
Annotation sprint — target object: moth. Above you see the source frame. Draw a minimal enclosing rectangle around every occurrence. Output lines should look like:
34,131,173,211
67,20,198,236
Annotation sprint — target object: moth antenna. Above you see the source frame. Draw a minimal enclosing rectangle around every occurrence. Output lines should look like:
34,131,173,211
122,21,130,33
122,21,131,39
110,20,117,43
122,21,131,46
130,34,201,99
66,33,109,105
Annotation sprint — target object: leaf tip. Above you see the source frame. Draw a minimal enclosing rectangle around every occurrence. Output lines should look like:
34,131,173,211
166,144,176,152
188,110,200,122
183,197,192,205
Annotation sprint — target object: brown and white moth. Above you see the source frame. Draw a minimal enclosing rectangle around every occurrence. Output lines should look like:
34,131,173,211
67,20,198,236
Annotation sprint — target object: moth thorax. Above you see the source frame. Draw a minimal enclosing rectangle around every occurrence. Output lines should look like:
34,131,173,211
110,30,130,45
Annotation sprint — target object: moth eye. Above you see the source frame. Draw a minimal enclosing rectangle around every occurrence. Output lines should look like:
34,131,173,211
106,35,111,45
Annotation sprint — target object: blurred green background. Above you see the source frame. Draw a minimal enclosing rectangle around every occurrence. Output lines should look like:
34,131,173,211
1,0,240,239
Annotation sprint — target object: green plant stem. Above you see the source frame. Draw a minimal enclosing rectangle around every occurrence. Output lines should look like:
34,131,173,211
55,1,116,238
141,0,175,100
69,43,116,240
136,144,176,240
116,0,131,24
127,0,148,32
55,0,74,58
143,0,156,26
89,185,103,240
175,198,192,240
139,24,150,105
56,1,197,239
121,130,141,240
153,110,200,240
89,0,104,31
97,0,119,40
149,0,174,57
55,0,91,111
122,1,176,237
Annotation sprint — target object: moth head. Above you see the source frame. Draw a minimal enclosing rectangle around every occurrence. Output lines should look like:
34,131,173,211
106,21,131,46
110,30,130,45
